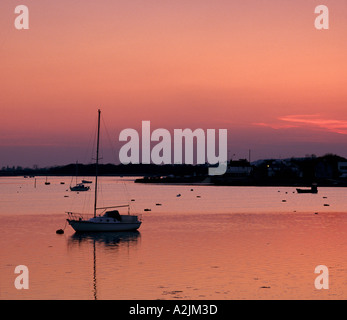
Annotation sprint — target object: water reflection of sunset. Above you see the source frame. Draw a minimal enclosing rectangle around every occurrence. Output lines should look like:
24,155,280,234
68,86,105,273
1,178,347,299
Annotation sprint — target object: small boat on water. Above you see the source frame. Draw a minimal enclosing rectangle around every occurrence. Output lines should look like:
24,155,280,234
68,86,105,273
45,177,50,185
70,183,90,192
67,109,142,232
82,180,92,184
296,184,318,194
70,162,90,192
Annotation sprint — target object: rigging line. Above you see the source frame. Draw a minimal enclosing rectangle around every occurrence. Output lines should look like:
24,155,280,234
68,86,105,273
85,120,98,164
87,118,98,164
122,180,133,211
101,114,118,162
68,189,81,216
81,184,88,215
97,176,104,211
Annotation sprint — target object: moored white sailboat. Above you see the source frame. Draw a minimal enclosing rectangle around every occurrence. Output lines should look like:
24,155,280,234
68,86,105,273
70,161,90,191
66,109,142,232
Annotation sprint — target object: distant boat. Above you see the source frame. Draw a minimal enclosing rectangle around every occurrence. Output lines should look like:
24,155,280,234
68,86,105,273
82,180,92,184
45,177,50,185
70,183,90,192
67,109,142,232
70,161,90,192
296,184,318,194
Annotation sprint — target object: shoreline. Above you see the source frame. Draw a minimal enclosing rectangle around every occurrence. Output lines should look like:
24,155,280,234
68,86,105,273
1,174,347,188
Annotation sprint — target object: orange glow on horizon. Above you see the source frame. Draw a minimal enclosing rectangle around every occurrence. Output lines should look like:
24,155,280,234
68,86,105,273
1,0,347,165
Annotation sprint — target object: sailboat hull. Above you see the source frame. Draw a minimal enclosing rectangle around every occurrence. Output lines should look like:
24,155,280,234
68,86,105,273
67,220,142,232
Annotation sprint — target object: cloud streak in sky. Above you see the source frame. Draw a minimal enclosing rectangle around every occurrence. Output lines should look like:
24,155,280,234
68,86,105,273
254,114,347,135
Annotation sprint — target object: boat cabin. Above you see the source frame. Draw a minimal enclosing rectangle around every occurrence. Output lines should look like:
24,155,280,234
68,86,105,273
103,210,122,221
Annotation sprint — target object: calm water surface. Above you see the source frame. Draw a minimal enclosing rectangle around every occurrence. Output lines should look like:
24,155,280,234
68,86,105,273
1,176,347,299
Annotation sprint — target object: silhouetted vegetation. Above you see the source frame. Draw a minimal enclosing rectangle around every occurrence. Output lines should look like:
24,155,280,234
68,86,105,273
0,163,208,177
1,154,347,187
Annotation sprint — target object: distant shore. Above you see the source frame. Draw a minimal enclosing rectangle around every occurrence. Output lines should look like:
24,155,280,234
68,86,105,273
2,153,347,187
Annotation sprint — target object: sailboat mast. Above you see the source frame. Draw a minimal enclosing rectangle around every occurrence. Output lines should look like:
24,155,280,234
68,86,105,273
94,109,101,218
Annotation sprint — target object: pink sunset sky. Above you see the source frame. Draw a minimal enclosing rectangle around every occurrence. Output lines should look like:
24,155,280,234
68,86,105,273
0,0,347,167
